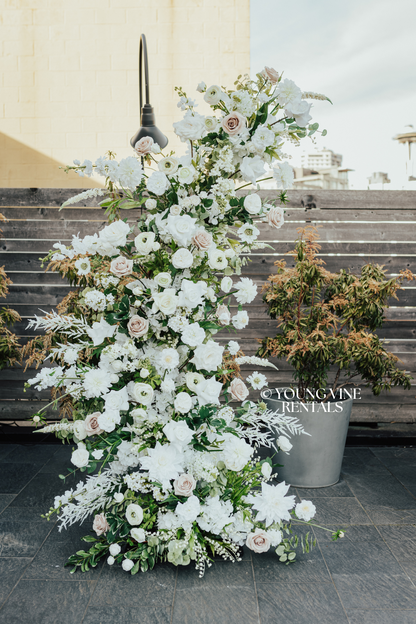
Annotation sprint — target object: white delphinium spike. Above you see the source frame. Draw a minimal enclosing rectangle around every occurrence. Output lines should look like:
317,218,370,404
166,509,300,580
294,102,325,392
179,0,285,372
234,355,278,370
60,188,106,209
35,421,75,434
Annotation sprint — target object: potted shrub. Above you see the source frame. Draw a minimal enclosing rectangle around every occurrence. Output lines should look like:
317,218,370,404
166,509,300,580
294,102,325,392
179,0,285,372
257,226,414,487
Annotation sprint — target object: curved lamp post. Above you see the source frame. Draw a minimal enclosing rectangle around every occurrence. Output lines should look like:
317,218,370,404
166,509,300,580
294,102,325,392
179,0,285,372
130,34,168,150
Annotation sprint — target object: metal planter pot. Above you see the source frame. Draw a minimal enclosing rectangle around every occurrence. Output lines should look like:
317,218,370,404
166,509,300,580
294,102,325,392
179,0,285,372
264,388,354,488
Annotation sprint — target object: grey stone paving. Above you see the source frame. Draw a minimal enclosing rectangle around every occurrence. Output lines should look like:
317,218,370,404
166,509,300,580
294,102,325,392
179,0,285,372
0,444,415,623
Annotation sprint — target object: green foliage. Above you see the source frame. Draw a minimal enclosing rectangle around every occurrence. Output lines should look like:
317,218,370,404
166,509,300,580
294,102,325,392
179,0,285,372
258,227,414,401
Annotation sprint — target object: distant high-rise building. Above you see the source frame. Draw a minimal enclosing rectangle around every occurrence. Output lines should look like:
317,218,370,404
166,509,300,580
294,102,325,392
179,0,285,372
301,148,343,169
393,125,416,188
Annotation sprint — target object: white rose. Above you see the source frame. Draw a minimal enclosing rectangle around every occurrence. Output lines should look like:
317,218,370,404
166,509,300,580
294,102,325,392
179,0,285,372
131,528,146,542
99,220,131,248
204,84,222,105
195,376,222,406
246,529,270,553
208,249,227,270
181,323,206,347
147,171,170,195
128,382,154,406
145,198,157,209
174,473,196,497
73,420,87,441
164,419,194,445
177,165,196,185
167,214,198,246
126,503,144,525
154,272,172,287
170,204,181,215
173,392,193,414
171,248,194,269
153,289,179,315
191,340,224,372
221,276,233,293
178,279,207,309
244,193,262,215
134,232,157,255
277,435,293,453
71,443,89,468
173,110,206,142
122,559,134,572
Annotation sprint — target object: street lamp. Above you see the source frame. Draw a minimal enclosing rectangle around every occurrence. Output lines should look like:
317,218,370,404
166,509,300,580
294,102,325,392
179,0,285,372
130,34,168,150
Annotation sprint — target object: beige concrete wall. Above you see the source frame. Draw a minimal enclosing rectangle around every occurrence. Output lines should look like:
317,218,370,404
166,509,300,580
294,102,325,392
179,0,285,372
0,0,250,188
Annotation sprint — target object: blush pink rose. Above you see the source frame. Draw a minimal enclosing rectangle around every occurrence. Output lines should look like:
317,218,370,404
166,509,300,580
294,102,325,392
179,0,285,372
110,255,134,277
92,513,110,536
84,412,103,436
192,229,213,251
262,66,280,84
216,304,231,326
229,377,249,402
174,474,196,497
221,112,246,136
246,529,270,553
267,206,284,229
127,315,149,338
134,136,154,155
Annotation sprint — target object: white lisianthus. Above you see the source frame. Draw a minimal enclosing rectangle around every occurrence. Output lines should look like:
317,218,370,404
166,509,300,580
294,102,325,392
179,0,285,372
158,157,179,175
74,258,91,276
208,249,228,270
272,162,294,190
176,495,201,527
147,171,170,195
240,155,266,185
167,214,198,246
153,289,179,315
251,125,275,151
177,165,196,185
159,348,180,370
243,193,262,215
261,462,273,479
285,99,312,127
178,279,207,309
117,156,143,190
99,220,131,248
181,323,206,347
191,340,224,372
221,276,233,293
185,371,204,392
154,272,172,287
135,231,157,255
295,500,316,522
267,529,283,547
128,382,154,406
173,110,206,142
131,528,146,542
71,443,90,468
234,278,257,304
164,418,194,444
204,85,222,105
277,435,293,453
227,340,240,355
195,376,222,406
171,248,193,269
126,503,144,525
232,311,249,330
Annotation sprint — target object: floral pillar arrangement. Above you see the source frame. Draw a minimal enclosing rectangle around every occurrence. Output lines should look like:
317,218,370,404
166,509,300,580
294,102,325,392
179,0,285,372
27,69,340,575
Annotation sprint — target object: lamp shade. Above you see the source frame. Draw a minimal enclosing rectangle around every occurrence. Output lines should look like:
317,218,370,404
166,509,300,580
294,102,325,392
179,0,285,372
130,104,168,150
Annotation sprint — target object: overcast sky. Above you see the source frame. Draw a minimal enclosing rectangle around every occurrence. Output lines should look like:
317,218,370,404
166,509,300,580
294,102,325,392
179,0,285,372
251,0,416,189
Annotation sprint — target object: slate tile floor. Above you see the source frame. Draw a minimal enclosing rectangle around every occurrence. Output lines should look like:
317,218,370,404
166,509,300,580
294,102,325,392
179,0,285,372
0,444,415,624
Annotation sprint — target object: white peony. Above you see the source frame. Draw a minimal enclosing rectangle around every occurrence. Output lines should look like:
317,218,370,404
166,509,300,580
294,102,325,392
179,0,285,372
99,220,131,248
191,340,224,372
240,155,266,185
126,503,144,525
244,193,262,215
232,310,249,330
153,289,179,315
71,443,90,468
171,248,194,269
167,214,198,246
173,110,206,142
295,500,316,522
135,231,157,255
234,278,257,304
194,376,222,406
181,323,206,346
173,392,193,415
147,171,170,195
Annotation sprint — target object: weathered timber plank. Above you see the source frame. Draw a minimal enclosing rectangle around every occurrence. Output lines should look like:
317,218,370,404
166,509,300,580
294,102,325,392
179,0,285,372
258,222,416,243
5,272,69,285
1,207,142,221
227,305,416,322
1,383,51,400
1,221,107,239
0,400,56,420
0,188,104,207
5,285,72,305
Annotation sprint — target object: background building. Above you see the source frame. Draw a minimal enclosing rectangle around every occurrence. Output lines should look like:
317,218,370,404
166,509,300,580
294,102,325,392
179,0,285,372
393,124,416,189
0,0,250,188
300,148,343,170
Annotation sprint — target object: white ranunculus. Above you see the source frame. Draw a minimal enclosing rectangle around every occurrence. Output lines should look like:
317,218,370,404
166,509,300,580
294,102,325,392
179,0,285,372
195,376,222,406
99,220,131,248
153,289,179,315
173,110,206,142
221,276,233,293
167,214,198,247
71,443,90,468
73,420,87,441
154,272,172,288
277,435,293,453
191,340,224,372
208,249,228,271
240,155,266,185
244,193,262,215
86,318,117,347
135,231,157,255
164,418,194,444
159,348,180,370
173,392,193,415
131,527,146,542
126,503,144,525
128,382,154,406
204,116,219,133
158,156,179,175
171,248,194,269
178,279,207,309
232,310,249,330
146,171,170,196
181,323,206,347
185,371,204,392
204,84,222,105
177,165,196,185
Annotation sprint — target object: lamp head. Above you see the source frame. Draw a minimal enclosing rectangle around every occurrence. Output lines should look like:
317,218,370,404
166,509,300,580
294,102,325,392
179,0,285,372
130,104,168,150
